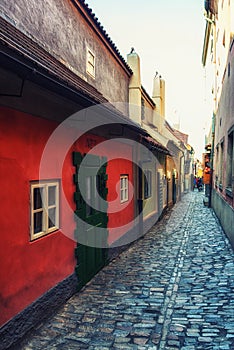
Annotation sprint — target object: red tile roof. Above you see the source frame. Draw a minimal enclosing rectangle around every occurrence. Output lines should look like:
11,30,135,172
144,136,171,155
165,121,188,144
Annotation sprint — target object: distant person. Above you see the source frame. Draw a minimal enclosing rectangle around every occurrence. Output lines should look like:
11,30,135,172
193,177,197,191
197,177,203,192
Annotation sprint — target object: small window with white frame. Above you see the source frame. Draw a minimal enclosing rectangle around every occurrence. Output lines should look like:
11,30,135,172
30,181,59,241
120,175,128,203
86,48,95,78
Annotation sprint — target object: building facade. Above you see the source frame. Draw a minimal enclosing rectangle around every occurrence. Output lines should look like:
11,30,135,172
126,49,194,207
0,1,172,348
202,0,234,248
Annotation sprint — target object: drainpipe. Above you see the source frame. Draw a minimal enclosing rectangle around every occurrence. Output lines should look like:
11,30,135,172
137,136,143,238
179,151,185,200
208,15,217,207
209,112,216,207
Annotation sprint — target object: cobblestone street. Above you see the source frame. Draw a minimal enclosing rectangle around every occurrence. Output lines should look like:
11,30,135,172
15,192,234,350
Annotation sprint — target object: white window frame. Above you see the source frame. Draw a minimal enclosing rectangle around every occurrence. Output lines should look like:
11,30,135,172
86,47,95,78
120,175,129,203
30,181,59,241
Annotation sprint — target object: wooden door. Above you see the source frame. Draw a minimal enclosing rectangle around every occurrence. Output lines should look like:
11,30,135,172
73,152,108,289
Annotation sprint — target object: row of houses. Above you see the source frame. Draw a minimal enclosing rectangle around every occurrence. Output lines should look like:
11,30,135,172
202,0,234,248
0,0,194,347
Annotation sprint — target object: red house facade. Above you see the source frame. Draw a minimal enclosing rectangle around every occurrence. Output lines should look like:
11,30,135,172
0,1,169,348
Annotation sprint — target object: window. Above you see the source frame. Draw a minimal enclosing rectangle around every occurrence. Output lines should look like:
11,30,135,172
215,145,219,186
85,175,101,216
30,181,59,240
141,97,145,120
86,48,95,78
120,175,128,203
223,30,226,47
219,141,224,189
226,130,234,195
144,170,152,199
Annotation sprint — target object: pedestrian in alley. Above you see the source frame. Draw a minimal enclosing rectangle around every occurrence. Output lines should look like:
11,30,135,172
197,177,203,192
193,176,197,191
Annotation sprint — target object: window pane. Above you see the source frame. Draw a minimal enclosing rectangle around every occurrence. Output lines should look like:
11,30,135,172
86,176,92,216
34,211,43,233
95,176,99,198
86,176,91,201
33,187,43,210
88,51,94,64
95,175,101,210
87,63,94,76
48,186,56,206
48,208,56,228
121,189,124,201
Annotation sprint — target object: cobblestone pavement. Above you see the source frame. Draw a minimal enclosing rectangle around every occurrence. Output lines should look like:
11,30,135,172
16,192,234,349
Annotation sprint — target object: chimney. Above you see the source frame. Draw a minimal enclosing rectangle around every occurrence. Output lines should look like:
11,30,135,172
127,48,142,124
152,73,165,118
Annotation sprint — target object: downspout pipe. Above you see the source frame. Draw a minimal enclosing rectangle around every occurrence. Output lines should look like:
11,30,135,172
209,112,216,207
179,151,185,200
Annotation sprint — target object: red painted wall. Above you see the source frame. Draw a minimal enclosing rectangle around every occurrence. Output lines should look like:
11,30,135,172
71,135,134,245
0,106,77,326
0,106,134,326
106,157,134,245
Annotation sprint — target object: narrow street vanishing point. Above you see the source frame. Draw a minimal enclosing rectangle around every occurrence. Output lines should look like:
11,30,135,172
13,192,234,350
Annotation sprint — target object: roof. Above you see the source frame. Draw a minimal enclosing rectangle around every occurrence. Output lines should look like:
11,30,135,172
141,85,156,108
0,15,107,105
172,129,188,145
143,136,170,155
165,121,188,144
71,0,132,76
0,14,169,156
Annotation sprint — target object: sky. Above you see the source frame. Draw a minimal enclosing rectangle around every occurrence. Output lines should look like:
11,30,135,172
86,0,213,159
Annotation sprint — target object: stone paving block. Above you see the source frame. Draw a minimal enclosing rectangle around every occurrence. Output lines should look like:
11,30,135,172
13,192,234,350
133,337,149,345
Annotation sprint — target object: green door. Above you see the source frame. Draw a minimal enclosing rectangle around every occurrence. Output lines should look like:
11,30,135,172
73,152,108,289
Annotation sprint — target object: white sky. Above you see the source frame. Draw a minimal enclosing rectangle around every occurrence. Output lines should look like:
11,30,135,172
86,0,213,159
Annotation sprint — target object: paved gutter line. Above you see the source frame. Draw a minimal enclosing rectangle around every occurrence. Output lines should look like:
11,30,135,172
158,194,195,349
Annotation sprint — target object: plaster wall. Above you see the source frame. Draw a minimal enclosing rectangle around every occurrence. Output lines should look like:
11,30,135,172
0,106,135,327
0,0,130,112
214,39,234,197
212,190,234,249
0,106,76,326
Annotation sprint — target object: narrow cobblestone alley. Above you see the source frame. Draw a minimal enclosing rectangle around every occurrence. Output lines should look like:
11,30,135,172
14,192,234,350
